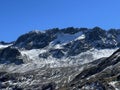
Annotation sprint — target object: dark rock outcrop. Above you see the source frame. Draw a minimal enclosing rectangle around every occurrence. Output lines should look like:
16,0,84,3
0,47,23,64
14,31,56,50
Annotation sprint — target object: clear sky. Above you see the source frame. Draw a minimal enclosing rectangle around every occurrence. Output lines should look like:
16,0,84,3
0,0,120,42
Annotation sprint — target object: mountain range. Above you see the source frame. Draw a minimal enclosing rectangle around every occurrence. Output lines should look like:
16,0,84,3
0,27,120,90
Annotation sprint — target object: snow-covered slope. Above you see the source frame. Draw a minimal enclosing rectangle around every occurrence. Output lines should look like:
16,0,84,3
0,27,120,89
0,44,12,49
51,31,84,45
0,27,119,71
20,48,117,68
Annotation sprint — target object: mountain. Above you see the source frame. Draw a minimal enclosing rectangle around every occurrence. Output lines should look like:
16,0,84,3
0,27,120,89
68,48,120,90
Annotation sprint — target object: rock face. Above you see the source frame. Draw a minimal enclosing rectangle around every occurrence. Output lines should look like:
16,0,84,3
65,40,92,56
0,49,120,90
0,27,120,89
66,49,120,90
13,27,120,58
16,27,119,47
0,47,23,65
14,31,56,50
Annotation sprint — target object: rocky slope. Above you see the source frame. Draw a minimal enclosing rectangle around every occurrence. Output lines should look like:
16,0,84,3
0,27,120,89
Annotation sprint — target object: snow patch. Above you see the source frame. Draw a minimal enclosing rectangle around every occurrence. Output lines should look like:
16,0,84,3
51,32,84,45
0,44,12,49
70,48,118,64
21,49,47,61
75,34,85,40
109,81,119,90
0,48,117,73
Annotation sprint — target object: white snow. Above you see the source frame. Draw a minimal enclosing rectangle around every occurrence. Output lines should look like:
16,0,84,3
0,34,117,73
0,44,12,49
51,32,85,45
21,49,47,61
75,34,85,40
15,48,117,73
109,81,119,90
89,48,117,59
69,48,118,65
0,48,117,73
53,44,63,49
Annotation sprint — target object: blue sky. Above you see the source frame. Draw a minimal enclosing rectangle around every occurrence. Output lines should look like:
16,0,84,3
0,0,120,42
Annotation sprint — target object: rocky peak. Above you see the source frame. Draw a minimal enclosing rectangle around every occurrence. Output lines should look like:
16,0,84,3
11,27,120,58
28,30,41,34
86,27,106,41
14,30,56,50
0,27,120,89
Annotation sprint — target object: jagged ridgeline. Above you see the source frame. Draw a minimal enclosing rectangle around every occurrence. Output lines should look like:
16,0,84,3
14,27,120,50
0,27,120,89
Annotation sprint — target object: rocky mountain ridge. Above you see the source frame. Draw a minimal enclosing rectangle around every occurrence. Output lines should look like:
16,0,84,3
0,27,120,89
